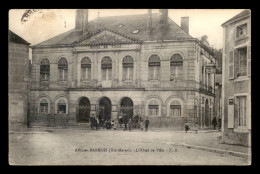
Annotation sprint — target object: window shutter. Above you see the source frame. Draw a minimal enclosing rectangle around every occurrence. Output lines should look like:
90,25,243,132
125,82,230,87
228,51,234,79
129,67,133,80
108,68,112,80
228,97,234,128
248,46,251,76
234,50,239,78
87,68,91,80
156,66,160,80
148,66,153,80
123,67,127,80
65,69,68,81
102,69,106,81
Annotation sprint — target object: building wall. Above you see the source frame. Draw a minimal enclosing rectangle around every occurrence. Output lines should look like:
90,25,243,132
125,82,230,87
8,42,29,131
222,15,251,146
30,40,216,129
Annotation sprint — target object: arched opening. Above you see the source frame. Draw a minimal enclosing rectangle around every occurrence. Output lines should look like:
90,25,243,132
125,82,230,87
122,56,134,81
205,99,210,127
101,57,112,81
58,58,68,81
57,98,67,114
169,100,182,117
77,97,91,123
148,54,160,80
81,57,91,81
120,97,134,119
98,97,112,122
170,54,183,80
40,58,50,82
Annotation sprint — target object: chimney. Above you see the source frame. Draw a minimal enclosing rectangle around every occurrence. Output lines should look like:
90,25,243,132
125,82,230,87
181,17,189,34
147,9,152,31
159,9,168,26
75,9,88,35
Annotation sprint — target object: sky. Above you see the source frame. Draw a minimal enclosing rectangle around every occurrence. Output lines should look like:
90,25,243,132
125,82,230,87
9,9,245,49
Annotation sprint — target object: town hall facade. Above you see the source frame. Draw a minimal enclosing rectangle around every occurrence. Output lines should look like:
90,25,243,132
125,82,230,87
29,9,217,129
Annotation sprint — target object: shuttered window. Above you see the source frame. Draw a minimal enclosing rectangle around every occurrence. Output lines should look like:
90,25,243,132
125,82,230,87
81,57,91,81
58,58,68,81
101,57,112,81
247,46,251,76
40,58,50,81
170,54,183,80
122,56,134,81
148,55,160,81
229,51,234,79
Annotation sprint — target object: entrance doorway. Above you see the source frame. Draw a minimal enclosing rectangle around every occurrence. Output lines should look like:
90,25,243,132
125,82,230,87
78,97,90,123
205,99,210,127
98,97,112,121
120,97,134,119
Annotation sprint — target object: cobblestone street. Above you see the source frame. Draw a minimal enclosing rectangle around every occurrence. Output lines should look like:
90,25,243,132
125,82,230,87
9,128,250,165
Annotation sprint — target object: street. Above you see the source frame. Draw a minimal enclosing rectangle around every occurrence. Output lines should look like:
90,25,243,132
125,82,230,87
9,128,250,165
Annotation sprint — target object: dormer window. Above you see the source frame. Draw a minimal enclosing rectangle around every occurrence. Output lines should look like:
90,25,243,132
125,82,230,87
236,23,247,39
133,30,139,34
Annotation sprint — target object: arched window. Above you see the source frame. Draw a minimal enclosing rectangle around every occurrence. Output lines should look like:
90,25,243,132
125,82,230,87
170,100,181,117
57,98,66,114
170,54,183,80
58,58,68,81
148,55,160,80
101,56,112,81
81,57,91,81
148,100,159,116
122,56,134,81
40,99,48,114
40,58,50,81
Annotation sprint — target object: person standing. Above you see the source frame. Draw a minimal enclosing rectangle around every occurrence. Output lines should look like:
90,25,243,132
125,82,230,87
212,117,217,130
144,117,150,132
218,118,221,131
128,119,132,131
184,121,190,133
123,113,127,131
90,115,94,130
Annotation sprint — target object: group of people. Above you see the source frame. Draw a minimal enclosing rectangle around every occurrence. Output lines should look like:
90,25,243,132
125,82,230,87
90,112,150,131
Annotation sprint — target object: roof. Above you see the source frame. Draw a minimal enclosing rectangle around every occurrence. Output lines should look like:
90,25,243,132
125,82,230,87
8,30,30,45
222,9,251,27
34,13,193,47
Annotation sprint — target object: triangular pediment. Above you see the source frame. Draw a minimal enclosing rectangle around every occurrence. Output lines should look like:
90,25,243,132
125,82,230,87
75,29,138,45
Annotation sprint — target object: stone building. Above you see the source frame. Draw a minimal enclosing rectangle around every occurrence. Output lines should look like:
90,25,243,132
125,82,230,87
8,30,30,131
29,9,216,129
221,10,251,146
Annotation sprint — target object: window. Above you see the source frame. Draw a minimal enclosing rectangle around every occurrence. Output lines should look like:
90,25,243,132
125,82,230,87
101,56,112,81
40,99,48,114
118,24,123,28
57,99,66,114
202,97,204,104
122,56,134,81
40,58,50,81
170,54,183,80
149,105,159,116
81,57,91,81
236,47,247,77
148,55,160,80
170,100,181,117
237,96,247,127
236,23,247,39
58,58,68,81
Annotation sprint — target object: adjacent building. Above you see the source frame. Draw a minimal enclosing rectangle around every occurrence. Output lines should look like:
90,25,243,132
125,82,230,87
8,30,30,132
29,9,217,129
221,10,251,146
